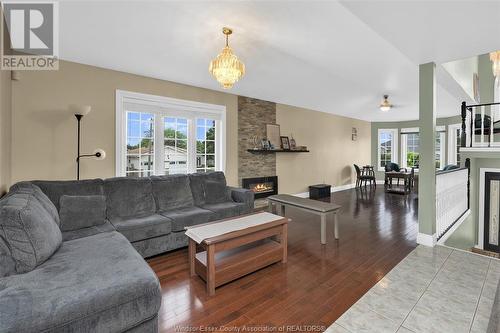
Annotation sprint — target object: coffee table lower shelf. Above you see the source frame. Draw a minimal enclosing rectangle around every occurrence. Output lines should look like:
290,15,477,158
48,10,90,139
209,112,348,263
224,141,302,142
194,239,283,289
187,213,288,296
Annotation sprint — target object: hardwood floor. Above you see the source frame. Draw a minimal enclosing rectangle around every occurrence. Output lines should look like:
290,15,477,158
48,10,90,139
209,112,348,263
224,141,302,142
148,188,418,332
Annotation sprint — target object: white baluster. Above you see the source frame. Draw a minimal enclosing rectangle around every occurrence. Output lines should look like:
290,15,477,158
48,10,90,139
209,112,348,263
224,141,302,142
472,107,476,147
491,105,495,147
435,169,469,240
481,105,485,145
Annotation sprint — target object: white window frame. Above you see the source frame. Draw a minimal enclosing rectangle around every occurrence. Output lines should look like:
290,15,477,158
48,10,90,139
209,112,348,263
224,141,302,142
377,128,398,171
400,127,419,169
448,123,462,165
435,126,446,170
115,90,226,177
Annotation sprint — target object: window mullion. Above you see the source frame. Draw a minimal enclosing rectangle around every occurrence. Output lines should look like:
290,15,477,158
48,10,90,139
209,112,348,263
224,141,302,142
154,114,164,176
188,118,196,173
401,134,407,169
215,120,220,171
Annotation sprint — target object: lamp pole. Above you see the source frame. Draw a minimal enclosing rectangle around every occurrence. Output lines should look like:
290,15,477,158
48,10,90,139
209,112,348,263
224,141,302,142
75,114,83,180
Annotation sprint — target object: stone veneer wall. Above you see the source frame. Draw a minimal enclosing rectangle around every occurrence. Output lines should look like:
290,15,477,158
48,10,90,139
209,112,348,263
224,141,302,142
238,96,277,185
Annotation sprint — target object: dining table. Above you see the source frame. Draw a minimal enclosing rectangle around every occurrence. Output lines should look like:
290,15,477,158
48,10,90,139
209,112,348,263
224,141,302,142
384,171,412,194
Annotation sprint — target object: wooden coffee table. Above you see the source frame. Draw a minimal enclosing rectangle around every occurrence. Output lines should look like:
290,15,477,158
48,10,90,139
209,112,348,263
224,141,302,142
185,212,288,296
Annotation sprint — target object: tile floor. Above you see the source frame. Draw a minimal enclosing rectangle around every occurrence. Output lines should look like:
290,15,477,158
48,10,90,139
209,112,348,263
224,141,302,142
327,245,500,333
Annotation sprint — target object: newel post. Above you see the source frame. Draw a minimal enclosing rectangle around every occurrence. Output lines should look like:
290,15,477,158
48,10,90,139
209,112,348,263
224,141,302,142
465,158,471,209
461,101,467,148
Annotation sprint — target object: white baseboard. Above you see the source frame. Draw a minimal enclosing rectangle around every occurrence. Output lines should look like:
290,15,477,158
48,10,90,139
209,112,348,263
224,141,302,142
436,210,471,245
293,183,357,198
417,233,437,247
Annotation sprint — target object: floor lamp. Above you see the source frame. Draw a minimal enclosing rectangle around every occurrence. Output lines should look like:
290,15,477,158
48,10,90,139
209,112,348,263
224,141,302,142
70,105,106,180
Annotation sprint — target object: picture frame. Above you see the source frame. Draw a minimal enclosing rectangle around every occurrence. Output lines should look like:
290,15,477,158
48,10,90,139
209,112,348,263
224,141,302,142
280,136,290,150
266,124,281,150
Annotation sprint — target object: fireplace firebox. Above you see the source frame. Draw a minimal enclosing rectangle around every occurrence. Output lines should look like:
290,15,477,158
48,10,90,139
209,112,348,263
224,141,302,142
242,176,278,199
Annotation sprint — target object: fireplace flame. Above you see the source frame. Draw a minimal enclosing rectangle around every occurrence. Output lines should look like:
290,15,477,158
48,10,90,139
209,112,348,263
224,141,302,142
252,183,273,193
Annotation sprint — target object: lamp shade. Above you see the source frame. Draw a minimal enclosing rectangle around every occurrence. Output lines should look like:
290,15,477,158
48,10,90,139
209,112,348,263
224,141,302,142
69,104,91,116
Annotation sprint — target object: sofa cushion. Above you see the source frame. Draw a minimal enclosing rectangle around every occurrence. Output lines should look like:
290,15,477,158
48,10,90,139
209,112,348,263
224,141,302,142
151,174,194,211
110,214,172,242
188,173,207,206
205,179,230,204
189,171,228,206
9,182,60,226
132,231,188,258
159,206,214,232
62,220,116,242
203,201,248,220
0,231,161,333
59,195,107,231
0,192,62,274
104,177,156,219
32,179,104,211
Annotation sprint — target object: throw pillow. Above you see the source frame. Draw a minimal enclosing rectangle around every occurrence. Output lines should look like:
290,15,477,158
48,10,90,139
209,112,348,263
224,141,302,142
59,195,106,231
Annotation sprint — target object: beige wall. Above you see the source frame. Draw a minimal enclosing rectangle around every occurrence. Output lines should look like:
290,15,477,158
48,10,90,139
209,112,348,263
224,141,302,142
276,104,371,194
11,61,238,186
10,60,371,193
0,69,12,195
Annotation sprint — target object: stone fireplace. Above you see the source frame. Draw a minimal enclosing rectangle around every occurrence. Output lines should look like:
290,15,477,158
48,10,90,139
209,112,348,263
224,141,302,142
237,96,277,185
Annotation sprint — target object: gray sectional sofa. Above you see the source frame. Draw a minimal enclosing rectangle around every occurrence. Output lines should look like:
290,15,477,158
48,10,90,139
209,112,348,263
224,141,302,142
0,172,254,332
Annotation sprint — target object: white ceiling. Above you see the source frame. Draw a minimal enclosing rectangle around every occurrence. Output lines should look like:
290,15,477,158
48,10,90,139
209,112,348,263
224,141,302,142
58,1,500,122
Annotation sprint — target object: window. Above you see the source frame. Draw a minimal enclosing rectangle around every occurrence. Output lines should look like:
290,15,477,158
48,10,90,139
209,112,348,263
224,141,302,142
116,90,226,177
378,129,398,171
196,119,216,173
164,117,188,174
435,130,445,170
448,124,462,166
126,112,155,177
400,128,419,169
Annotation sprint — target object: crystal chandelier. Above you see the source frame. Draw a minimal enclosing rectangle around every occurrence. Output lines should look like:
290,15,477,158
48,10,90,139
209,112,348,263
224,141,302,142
209,27,245,89
491,51,500,78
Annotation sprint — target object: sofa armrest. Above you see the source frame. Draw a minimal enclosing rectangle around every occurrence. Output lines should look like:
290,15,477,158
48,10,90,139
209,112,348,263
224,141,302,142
227,186,254,210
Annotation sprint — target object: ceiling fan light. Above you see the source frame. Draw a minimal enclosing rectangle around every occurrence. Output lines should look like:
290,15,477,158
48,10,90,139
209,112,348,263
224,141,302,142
379,95,392,112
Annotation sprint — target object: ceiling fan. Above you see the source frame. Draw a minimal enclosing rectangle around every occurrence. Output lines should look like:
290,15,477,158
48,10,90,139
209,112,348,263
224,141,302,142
379,94,394,112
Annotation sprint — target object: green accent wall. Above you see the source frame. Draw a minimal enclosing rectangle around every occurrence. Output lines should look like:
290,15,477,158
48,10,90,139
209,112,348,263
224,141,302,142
478,53,495,105
371,116,461,180
445,53,496,250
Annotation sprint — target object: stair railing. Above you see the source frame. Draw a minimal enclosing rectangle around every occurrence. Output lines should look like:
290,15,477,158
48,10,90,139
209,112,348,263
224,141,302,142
461,101,500,148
